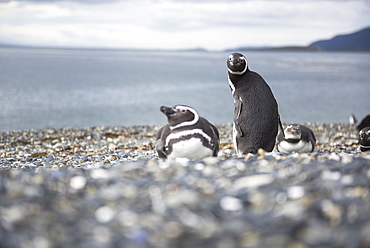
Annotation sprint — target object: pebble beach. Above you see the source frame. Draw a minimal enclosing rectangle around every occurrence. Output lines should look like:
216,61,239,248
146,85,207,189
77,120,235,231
1,123,370,248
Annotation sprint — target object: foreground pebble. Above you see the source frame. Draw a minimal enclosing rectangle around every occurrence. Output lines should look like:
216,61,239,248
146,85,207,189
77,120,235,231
1,124,370,248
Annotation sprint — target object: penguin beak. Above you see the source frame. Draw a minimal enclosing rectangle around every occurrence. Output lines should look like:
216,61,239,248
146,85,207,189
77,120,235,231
228,55,240,65
160,106,176,116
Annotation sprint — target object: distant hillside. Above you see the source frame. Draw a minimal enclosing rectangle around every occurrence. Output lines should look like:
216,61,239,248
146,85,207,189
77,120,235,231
225,26,370,52
228,45,320,52
309,27,370,51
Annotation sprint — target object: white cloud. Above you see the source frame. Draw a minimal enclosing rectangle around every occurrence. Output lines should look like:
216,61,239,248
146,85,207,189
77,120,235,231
0,0,369,50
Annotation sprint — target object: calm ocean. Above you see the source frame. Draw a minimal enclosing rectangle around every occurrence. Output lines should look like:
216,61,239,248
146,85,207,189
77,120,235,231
0,47,369,132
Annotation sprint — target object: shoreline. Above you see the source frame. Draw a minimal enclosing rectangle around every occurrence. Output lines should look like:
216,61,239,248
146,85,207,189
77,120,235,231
0,122,362,155
1,123,370,247
0,122,365,170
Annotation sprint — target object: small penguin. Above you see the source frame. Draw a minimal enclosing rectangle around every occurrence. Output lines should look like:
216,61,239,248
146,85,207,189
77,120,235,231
277,124,316,153
359,127,370,152
227,52,282,155
156,105,219,159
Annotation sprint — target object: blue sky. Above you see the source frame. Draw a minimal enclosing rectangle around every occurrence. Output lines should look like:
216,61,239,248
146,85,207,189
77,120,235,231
0,0,369,50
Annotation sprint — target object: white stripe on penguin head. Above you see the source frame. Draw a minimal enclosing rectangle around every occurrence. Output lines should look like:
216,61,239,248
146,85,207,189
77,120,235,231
170,105,200,130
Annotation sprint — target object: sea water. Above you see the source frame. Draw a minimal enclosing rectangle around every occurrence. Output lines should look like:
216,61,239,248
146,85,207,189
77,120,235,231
0,47,369,132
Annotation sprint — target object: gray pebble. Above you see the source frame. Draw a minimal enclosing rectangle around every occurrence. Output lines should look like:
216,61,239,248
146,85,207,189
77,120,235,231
1,124,370,247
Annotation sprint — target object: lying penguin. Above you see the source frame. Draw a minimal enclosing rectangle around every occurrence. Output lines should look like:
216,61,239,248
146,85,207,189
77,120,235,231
349,114,370,152
277,124,316,153
359,127,370,153
156,105,219,159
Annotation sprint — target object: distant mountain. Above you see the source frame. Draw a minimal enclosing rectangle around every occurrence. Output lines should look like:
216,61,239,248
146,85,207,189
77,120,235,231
309,27,370,51
226,45,320,52
225,26,370,52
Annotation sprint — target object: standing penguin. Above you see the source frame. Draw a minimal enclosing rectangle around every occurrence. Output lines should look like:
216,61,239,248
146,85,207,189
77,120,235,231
227,52,281,155
277,124,316,153
156,105,219,159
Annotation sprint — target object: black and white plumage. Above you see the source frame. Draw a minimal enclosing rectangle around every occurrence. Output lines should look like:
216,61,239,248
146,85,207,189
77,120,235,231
359,127,370,152
155,105,219,159
356,115,370,132
277,124,316,153
227,52,282,155
349,114,370,131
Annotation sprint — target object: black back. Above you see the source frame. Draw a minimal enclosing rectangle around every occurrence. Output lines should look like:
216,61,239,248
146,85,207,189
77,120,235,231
230,69,279,154
299,125,316,145
357,115,370,131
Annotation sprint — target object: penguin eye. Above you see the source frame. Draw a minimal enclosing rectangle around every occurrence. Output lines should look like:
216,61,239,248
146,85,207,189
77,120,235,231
175,107,188,113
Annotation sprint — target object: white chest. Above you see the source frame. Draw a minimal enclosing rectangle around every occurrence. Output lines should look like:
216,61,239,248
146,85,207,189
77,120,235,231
167,137,213,159
278,140,313,153
165,129,213,159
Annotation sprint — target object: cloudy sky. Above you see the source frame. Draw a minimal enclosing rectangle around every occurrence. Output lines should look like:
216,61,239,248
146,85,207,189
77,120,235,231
0,0,369,51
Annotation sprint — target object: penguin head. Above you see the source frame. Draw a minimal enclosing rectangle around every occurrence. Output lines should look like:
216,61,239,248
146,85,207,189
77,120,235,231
227,53,248,75
359,127,370,149
160,105,200,130
284,124,302,140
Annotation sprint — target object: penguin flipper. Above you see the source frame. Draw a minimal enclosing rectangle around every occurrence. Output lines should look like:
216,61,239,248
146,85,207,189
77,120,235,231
235,121,243,137
234,97,242,120
155,125,169,158
155,140,167,158
234,97,243,137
